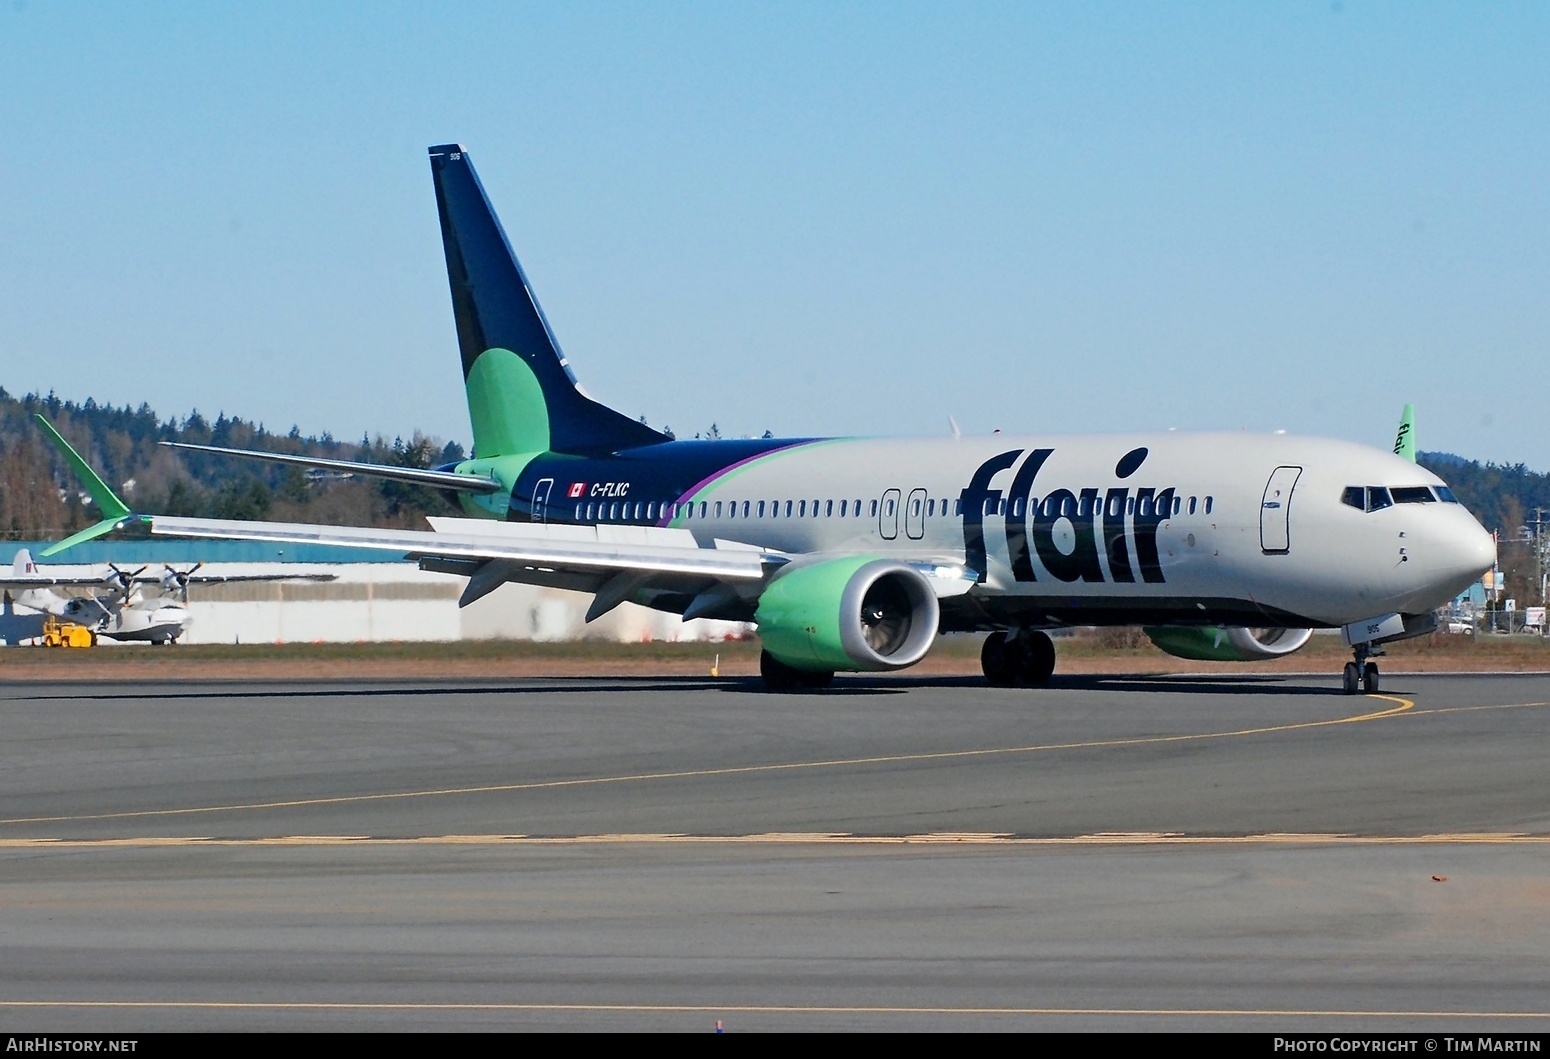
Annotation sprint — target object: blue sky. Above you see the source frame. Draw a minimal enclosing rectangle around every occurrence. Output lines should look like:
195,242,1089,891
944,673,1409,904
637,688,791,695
3,2,1546,466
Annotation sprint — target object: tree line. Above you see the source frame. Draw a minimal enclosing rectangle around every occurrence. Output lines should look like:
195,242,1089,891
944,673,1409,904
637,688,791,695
0,388,465,541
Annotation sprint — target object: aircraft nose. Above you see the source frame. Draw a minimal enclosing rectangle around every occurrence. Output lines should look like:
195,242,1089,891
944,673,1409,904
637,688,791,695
1446,523,1497,583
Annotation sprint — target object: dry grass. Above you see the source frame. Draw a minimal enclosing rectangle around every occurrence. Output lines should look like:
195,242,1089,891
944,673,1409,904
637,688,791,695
2,629,1546,682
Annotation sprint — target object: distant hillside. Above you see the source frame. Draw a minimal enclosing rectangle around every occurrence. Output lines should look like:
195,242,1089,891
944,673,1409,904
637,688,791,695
1418,451,1550,537
0,388,465,541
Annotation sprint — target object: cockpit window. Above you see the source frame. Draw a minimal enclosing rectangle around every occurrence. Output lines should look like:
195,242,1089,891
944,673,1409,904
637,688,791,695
1343,486,1394,512
1435,486,1460,503
1391,486,1435,504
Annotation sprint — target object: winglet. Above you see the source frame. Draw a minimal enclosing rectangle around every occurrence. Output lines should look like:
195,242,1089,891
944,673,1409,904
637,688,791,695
1392,403,1416,462
33,414,138,557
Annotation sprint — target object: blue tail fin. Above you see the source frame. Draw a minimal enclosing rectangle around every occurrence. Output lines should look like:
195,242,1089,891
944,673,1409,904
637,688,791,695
429,144,667,457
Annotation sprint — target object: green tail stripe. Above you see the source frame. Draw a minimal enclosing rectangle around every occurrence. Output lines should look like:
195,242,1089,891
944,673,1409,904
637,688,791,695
33,414,131,520
465,348,550,457
1393,403,1416,462
40,517,134,558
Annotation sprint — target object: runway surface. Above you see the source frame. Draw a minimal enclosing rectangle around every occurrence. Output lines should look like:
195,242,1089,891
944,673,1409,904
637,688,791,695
2,671,1548,1031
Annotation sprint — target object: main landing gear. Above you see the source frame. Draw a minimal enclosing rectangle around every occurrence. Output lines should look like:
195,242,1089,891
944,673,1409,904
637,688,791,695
1342,644,1382,695
759,650,834,691
981,630,1056,687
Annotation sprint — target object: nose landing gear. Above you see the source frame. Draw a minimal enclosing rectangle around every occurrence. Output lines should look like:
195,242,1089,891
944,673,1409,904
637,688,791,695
1342,644,1382,695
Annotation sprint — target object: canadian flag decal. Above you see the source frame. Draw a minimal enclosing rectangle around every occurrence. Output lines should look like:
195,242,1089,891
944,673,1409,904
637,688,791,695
568,482,586,499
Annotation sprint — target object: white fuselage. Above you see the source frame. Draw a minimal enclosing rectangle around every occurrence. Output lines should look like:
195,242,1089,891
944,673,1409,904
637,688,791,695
634,431,1493,628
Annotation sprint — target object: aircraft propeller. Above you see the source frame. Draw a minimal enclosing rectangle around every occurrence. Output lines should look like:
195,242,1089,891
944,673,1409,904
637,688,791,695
161,562,205,603
104,564,148,603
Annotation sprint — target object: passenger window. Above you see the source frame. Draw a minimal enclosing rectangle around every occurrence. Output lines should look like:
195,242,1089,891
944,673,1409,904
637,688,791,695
929,499,937,517
574,504,583,520
699,502,707,519
1188,496,1197,515
840,500,848,517
742,501,750,518
786,500,793,517
1204,497,1213,515
871,500,878,517
811,499,819,516
1127,498,1136,515
798,500,806,517
714,501,722,518
757,500,765,518
610,502,619,520
826,500,833,517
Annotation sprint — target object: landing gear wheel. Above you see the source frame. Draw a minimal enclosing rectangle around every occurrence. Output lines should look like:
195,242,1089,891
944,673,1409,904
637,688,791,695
1017,631,1056,685
760,650,800,691
1362,662,1380,694
759,650,833,692
981,632,1015,686
1342,662,1360,696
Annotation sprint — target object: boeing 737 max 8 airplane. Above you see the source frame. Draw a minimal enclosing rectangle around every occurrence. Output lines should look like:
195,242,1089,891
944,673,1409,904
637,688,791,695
131,144,1493,693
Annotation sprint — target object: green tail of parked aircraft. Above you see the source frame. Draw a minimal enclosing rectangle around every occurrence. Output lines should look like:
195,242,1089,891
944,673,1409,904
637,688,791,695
78,144,1492,693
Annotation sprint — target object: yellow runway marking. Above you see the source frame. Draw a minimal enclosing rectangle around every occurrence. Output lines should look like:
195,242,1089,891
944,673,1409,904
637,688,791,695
0,1000,1546,1019
2,830,1550,850
0,693,1427,826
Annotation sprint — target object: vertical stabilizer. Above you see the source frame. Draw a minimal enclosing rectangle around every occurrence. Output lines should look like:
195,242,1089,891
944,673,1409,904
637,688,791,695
1393,403,1416,462
428,144,667,457
14,549,35,575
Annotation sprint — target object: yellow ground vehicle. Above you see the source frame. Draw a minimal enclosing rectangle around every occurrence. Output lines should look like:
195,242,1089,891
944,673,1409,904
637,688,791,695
41,617,96,648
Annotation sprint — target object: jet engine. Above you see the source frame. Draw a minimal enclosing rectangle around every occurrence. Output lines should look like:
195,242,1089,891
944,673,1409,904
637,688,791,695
1143,625,1314,662
754,557,939,672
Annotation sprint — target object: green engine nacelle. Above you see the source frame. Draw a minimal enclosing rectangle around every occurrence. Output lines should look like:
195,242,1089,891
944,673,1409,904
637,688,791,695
1143,625,1314,662
754,556,940,673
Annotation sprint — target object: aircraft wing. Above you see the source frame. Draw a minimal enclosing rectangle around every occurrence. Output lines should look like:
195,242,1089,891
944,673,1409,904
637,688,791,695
168,573,339,585
158,442,504,493
0,574,118,589
149,516,776,588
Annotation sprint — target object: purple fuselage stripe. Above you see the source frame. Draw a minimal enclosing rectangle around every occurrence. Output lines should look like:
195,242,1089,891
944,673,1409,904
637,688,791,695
655,440,822,526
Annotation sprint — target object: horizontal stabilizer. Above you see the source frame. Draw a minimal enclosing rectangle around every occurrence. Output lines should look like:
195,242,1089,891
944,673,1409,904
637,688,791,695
159,441,503,493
